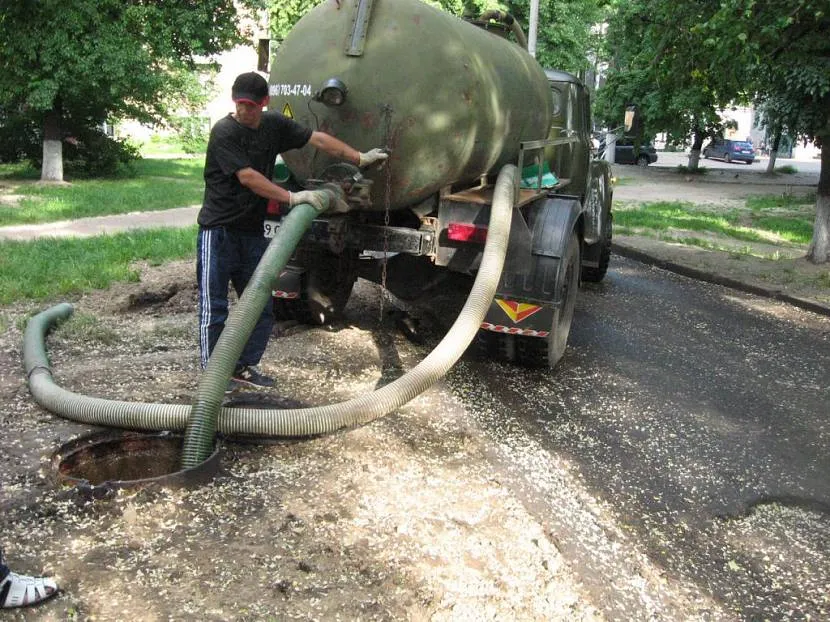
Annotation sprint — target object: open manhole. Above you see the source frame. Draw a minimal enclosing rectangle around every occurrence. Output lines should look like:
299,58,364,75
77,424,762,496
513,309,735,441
52,431,221,498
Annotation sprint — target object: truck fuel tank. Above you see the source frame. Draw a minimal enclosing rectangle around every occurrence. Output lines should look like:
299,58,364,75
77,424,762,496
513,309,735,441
269,0,552,211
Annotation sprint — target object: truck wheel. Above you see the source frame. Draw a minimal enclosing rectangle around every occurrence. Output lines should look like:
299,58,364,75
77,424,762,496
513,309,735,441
474,329,517,363
274,249,358,325
636,155,650,167
581,211,612,283
517,231,581,368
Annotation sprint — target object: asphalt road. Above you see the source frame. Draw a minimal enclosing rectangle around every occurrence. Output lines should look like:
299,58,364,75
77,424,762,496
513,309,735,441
439,255,830,619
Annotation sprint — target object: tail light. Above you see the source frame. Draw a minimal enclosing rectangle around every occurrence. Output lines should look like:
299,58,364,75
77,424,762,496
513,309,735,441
448,223,488,243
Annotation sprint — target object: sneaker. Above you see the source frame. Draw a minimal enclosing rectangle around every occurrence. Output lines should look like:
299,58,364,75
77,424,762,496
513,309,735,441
232,365,274,389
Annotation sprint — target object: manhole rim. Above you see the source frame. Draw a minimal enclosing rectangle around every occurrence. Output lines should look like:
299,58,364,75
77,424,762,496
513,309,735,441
51,430,222,496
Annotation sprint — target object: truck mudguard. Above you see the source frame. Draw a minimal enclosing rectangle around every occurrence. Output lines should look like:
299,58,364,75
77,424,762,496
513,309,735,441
496,195,582,304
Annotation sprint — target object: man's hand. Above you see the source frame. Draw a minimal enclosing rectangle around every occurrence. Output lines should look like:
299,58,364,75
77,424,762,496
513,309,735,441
289,190,330,213
289,185,350,214
358,148,389,168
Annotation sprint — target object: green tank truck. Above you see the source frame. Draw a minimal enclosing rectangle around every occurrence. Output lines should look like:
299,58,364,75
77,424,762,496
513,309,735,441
268,0,613,368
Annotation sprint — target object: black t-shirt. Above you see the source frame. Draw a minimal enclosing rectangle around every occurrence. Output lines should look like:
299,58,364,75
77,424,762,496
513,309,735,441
198,112,312,232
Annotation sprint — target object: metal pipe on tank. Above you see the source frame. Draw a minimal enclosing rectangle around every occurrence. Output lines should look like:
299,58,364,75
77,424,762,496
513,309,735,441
528,0,540,58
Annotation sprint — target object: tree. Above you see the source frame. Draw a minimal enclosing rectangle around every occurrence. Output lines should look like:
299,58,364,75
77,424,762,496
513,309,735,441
0,0,261,181
595,0,749,168
702,0,830,263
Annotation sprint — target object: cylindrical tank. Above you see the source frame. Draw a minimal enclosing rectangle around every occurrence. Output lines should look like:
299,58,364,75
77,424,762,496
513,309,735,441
269,0,552,211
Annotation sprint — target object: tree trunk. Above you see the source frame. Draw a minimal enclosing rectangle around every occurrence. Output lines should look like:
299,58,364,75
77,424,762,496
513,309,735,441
806,136,829,264
41,104,63,182
688,130,704,170
765,128,781,174
604,129,616,164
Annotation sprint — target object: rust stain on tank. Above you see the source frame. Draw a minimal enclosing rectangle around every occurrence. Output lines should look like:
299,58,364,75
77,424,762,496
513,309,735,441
340,109,359,123
360,112,377,130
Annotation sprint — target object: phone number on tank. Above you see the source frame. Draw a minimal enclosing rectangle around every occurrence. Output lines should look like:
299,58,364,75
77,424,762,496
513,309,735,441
269,84,313,97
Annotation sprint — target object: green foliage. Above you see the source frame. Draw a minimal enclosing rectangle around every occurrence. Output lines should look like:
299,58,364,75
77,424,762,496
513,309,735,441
0,110,40,163
701,0,830,146
169,117,211,155
595,0,739,147
0,0,259,176
0,112,141,176
502,0,606,74
60,129,142,178
270,0,326,41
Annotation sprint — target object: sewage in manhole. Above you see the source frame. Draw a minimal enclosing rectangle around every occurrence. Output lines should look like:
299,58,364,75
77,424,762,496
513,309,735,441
52,431,221,496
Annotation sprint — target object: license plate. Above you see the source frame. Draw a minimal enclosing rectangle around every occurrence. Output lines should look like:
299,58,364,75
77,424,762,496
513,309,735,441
263,220,281,238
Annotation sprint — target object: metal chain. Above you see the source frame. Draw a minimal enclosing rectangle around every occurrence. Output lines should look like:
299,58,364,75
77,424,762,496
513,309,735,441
379,105,393,323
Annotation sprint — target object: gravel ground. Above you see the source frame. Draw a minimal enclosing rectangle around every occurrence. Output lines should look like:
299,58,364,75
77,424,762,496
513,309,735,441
1,271,611,621
0,164,825,620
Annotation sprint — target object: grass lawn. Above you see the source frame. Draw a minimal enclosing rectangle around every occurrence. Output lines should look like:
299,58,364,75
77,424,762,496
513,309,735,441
0,158,205,226
0,226,197,304
614,195,815,247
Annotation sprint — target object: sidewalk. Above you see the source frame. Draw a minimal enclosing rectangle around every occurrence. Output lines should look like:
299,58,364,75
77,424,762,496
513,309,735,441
0,205,199,241
612,237,830,317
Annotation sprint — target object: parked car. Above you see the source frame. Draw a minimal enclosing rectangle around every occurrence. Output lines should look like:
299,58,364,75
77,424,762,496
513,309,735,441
702,138,756,164
597,136,658,166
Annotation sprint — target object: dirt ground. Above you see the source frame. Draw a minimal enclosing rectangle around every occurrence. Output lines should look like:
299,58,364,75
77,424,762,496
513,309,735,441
0,164,826,620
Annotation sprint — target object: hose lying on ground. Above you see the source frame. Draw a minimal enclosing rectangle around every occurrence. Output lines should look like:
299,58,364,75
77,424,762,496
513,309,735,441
24,165,517,467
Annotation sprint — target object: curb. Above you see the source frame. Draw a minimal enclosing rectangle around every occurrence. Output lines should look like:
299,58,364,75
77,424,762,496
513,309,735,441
611,242,830,318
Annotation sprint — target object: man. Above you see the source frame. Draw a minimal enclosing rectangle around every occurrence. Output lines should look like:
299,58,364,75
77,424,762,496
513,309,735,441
0,552,58,609
198,71,387,391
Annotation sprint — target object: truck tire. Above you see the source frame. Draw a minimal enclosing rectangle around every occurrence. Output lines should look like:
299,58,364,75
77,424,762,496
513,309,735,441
636,154,650,167
474,329,517,362
517,231,581,368
581,211,612,283
273,249,358,325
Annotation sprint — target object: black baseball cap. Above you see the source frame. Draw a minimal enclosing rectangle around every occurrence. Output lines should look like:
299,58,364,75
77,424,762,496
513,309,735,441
232,72,269,106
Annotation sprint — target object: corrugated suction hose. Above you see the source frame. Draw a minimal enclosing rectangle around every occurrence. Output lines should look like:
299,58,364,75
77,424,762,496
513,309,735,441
24,165,517,469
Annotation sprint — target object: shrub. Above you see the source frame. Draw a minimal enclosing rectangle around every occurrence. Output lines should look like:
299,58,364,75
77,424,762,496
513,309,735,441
33,127,141,178
170,116,210,155
0,112,40,163
774,165,798,174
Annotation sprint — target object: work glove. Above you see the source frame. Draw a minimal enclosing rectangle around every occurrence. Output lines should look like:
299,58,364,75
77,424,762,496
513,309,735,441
288,190,330,213
289,184,350,214
358,147,389,168
319,183,350,213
